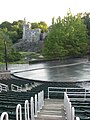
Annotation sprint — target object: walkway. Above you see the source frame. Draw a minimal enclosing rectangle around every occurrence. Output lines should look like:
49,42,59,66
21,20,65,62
35,99,66,120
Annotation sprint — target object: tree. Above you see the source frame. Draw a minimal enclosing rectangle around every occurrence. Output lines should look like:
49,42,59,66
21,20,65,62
38,21,48,32
43,11,89,58
31,22,38,29
82,12,90,36
7,48,21,62
0,20,23,44
0,29,12,62
31,21,48,32
11,20,23,43
0,29,21,62
0,21,12,31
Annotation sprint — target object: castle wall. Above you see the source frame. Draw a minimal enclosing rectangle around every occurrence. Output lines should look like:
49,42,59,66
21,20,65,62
22,20,41,42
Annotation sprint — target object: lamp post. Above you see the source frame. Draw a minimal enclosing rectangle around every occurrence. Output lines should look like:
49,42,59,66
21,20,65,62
4,40,8,71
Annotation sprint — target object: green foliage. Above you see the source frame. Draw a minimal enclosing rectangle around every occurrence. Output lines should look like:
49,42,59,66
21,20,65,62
82,12,90,36
7,48,21,62
0,29,12,62
0,20,48,44
0,20,23,43
20,52,42,60
38,21,48,32
31,22,38,29
43,11,89,58
0,21,12,31
0,29,21,62
31,21,48,32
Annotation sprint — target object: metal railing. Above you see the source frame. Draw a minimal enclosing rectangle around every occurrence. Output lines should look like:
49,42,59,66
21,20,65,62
47,87,88,120
48,87,87,99
11,84,22,92
0,83,9,92
16,104,22,120
0,90,44,120
64,92,80,120
0,112,9,120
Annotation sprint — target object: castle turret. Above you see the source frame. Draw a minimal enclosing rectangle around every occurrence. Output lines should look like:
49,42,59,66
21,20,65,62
22,18,42,42
22,17,26,39
23,18,32,40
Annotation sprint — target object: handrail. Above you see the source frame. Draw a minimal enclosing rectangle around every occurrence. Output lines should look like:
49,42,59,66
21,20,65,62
35,94,37,117
16,104,22,120
25,100,30,120
31,97,34,120
0,112,9,120
76,117,80,120
11,84,22,92
64,92,80,120
0,83,9,92
38,92,41,112
48,87,86,99
0,90,44,120
71,107,75,120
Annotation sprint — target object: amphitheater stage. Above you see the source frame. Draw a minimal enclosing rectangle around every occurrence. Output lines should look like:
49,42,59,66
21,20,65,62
11,58,90,82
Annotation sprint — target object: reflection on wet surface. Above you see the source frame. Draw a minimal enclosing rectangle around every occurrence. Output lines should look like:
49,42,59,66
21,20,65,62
8,58,90,82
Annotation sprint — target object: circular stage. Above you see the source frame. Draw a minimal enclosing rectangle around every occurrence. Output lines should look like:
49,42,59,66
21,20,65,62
11,58,90,83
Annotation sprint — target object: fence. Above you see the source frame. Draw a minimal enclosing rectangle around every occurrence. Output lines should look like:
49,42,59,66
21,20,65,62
47,87,86,120
64,92,80,120
11,84,22,92
48,87,87,99
0,83,9,92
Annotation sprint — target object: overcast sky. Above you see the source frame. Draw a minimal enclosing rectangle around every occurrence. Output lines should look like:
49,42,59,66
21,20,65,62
0,0,90,25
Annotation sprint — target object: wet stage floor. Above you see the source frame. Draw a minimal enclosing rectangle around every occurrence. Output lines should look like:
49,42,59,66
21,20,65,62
9,58,90,83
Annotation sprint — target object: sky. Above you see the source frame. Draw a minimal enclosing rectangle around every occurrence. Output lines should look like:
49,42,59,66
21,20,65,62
0,0,90,25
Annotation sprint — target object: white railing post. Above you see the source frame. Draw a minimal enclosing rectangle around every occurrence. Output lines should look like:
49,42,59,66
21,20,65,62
71,107,75,120
42,90,44,106
68,102,71,120
67,97,69,120
64,92,66,109
64,92,71,120
35,94,37,117
39,91,42,110
31,97,34,120
48,87,49,99
38,92,40,112
76,117,80,120
16,104,22,120
25,100,30,120
0,112,9,120
66,88,67,93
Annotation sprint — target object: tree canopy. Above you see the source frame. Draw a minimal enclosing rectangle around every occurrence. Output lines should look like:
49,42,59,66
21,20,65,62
31,21,48,32
0,19,48,62
0,20,48,44
43,11,89,58
0,29,21,62
82,12,90,36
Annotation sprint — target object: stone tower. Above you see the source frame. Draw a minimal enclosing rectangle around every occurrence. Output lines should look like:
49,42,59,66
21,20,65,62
22,17,31,40
22,18,41,42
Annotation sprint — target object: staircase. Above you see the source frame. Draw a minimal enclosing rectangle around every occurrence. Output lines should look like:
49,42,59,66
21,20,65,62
35,99,66,120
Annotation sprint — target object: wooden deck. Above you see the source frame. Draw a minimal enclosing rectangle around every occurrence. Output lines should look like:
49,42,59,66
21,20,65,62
35,99,66,120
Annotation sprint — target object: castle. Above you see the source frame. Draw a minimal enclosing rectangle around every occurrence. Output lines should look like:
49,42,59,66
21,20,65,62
22,18,46,42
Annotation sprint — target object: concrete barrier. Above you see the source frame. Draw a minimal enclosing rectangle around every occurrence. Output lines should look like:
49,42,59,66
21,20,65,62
0,71,11,80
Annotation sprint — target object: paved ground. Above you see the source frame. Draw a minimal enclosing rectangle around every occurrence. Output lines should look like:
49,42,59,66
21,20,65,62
35,99,66,120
